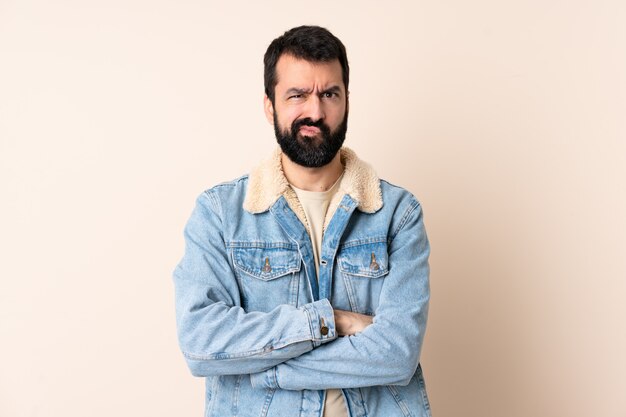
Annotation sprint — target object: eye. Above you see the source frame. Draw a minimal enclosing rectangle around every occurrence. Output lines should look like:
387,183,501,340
322,92,338,99
288,94,303,100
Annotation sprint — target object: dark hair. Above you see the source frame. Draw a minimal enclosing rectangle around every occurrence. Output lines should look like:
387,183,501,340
263,25,349,103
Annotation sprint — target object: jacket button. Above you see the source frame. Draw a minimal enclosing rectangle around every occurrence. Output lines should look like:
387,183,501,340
320,318,329,336
262,257,271,273
370,252,380,270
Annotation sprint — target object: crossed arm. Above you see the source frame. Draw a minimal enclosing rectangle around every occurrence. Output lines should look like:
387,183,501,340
334,310,373,336
174,192,429,389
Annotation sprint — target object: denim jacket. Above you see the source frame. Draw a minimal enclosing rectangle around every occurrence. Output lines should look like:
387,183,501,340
174,147,432,417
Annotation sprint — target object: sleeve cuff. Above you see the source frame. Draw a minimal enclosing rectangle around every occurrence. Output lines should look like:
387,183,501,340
250,299,335,390
250,366,279,389
301,298,336,347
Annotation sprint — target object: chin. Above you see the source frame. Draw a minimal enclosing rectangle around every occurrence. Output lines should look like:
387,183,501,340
298,133,323,143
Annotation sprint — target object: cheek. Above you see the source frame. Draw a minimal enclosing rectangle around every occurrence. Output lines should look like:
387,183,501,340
275,116,293,134
277,108,300,129
329,108,347,127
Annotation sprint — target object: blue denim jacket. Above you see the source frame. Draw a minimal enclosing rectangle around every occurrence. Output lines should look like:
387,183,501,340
174,147,432,417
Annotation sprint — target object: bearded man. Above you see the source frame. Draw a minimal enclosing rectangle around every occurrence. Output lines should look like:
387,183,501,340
174,25,432,417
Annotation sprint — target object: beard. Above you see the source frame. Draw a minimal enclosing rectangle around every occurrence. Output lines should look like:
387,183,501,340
273,110,348,168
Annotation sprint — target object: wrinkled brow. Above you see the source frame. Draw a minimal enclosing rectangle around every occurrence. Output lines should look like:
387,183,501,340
285,87,312,96
284,85,343,96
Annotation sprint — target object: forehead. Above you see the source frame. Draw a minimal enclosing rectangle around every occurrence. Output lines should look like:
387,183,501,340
275,54,344,92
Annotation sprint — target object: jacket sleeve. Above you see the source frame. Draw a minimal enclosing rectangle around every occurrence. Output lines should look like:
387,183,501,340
250,199,429,390
174,191,336,377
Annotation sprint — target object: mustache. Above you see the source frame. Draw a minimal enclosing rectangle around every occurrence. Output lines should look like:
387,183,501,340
291,118,330,132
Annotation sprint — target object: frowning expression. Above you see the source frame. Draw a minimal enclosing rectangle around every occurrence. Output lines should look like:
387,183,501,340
264,54,348,167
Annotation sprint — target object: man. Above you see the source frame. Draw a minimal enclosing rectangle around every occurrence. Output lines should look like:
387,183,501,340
174,25,432,417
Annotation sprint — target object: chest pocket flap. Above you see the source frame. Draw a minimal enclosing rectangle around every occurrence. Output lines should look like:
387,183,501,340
338,240,389,278
233,245,301,281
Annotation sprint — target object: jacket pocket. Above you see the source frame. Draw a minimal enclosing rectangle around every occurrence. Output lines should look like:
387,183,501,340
232,244,301,311
337,239,389,314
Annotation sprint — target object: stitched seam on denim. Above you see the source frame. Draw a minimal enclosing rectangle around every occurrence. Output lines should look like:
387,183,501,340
230,246,302,280
234,263,301,280
386,386,413,417
230,250,249,310
339,268,389,279
338,236,387,249
206,375,219,417
226,241,298,249
272,367,279,389
417,365,432,412
259,388,275,417
231,375,242,417
182,333,312,361
203,190,223,222
389,199,420,244
303,305,318,343
337,240,389,278
357,387,369,417
342,272,358,313
289,272,299,306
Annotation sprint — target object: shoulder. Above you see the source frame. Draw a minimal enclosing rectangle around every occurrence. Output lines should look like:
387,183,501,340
376,179,426,240
379,178,422,210
194,174,250,215
204,174,249,193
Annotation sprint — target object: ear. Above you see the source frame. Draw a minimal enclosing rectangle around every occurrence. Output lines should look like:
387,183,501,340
346,90,350,113
263,95,275,125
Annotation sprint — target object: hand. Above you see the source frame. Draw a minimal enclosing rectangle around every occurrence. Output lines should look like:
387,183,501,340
333,309,374,336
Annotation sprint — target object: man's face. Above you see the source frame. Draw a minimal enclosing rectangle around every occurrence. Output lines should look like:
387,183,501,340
264,54,348,168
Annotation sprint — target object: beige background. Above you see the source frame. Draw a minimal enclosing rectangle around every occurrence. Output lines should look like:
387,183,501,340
1,1,625,416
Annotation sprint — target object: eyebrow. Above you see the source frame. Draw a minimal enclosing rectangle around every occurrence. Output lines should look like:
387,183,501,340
323,86,342,95
284,85,343,97
285,87,312,96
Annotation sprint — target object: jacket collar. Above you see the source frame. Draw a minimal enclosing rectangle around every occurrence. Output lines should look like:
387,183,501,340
243,146,383,215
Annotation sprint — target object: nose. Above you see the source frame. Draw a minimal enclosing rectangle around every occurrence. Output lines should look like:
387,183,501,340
303,94,324,121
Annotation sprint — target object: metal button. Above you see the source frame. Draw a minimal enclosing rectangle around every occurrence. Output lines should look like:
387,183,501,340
320,318,329,336
369,252,380,270
262,257,271,273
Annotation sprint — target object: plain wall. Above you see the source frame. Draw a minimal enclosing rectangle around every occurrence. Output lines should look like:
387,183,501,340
1,1,625,416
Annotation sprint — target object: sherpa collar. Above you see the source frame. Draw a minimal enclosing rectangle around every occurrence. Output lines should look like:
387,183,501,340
243,146,383,220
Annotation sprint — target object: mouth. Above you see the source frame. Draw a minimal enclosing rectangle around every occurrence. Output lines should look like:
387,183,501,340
299,125,321,136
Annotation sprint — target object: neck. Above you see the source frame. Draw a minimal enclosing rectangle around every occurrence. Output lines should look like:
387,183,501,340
281,152,343,192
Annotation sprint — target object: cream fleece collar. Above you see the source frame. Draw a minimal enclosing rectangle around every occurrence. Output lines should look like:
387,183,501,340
243,147,383,225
